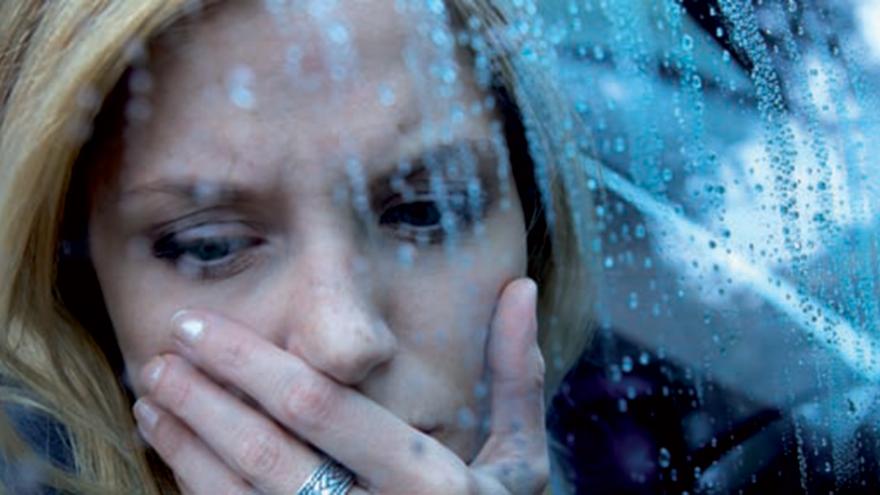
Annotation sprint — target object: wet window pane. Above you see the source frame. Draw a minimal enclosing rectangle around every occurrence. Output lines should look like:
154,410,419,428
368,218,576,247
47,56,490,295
545,0,880,493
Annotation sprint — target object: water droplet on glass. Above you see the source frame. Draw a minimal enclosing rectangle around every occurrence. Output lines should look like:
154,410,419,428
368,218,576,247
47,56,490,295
456,406,476,429
396,244,415,268
635,224,646,239
682,34,694,51
630,287,644,308
227,65,256,109
659,447,671,468
378,83,396,107
125,97,152,122
327,22,349,44
128,69,154,94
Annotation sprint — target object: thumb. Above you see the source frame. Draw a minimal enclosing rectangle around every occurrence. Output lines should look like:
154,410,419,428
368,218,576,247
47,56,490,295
472,277,548,485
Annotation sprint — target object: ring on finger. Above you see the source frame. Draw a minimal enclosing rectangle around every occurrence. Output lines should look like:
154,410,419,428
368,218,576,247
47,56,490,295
295,455,355,495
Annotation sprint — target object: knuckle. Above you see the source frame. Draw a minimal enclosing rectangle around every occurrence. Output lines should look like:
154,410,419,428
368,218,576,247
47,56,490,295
515,366,545,397
528,350,546,392
279,376,336,431
530,455,551,489
233,427,284,480
456,472,481,495
534,349,546,380
421,468,477,495
216,336,256,370
149,416,184,465
160,369,194,412
498,457,550,494
529,365,545,392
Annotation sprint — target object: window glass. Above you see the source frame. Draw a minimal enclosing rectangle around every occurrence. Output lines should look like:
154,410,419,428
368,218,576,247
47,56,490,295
544,0,880,493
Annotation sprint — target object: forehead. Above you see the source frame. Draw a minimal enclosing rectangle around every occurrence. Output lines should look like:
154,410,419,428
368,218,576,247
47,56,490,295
115,0,490,194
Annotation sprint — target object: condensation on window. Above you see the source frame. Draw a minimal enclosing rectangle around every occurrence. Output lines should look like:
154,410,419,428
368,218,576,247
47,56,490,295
540,0,880,493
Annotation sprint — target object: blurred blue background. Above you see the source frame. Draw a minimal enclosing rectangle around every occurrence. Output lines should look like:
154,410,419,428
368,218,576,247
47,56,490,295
540,0,880,493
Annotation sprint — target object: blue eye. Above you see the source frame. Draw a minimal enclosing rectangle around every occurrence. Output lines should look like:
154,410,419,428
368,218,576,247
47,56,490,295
152,225,264,279
154,236,256,263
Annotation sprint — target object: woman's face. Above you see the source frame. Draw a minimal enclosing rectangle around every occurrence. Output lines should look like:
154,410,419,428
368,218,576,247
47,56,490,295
88,0,526,461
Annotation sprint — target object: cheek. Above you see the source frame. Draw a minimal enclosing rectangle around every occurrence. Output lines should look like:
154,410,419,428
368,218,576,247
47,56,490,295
379,197,528,340
376,244,523,460
89,230,158,390
95,290,172,397
380,244,527,383
89,225,206,395
93,277,177,396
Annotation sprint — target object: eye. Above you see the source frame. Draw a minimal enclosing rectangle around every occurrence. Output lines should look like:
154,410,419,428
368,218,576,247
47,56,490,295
155,236,257,263
379,200,443,228
378,191,486,242
152,222,264,280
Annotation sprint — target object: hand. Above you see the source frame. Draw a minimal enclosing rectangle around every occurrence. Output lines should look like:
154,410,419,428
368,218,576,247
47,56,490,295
132,277,548,494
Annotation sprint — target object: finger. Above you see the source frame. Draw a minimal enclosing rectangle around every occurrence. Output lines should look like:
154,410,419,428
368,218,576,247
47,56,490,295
165,310,474,493
132,397,255,495
487,277,545,438
140,354,320,494
472,277,550,493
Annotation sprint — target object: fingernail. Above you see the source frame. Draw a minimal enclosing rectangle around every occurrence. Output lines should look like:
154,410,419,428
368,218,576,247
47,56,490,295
133,399,160,432
141,356,166,390
522,278,538,305
171,310,206,346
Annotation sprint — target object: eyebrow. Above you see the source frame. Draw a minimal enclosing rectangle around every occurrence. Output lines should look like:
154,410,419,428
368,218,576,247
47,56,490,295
369,139,501,207
119,138,502,207
118,179,264,206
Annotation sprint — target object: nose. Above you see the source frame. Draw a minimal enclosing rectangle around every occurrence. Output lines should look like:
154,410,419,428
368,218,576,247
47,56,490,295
281,245,398,385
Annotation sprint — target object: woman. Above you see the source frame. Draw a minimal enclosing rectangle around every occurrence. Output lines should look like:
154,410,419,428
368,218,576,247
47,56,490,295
0,0,594,493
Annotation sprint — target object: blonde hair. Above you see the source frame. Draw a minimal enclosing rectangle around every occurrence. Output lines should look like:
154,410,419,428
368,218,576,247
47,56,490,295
0,1,595,493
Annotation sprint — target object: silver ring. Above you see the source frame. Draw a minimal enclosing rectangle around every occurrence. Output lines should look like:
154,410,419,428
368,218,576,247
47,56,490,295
296,455,355,495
